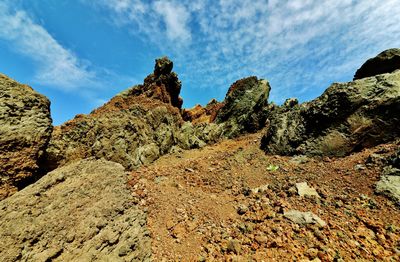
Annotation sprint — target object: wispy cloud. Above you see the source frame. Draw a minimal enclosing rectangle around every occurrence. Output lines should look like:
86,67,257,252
83,0,400,103
153,1,191,42
87,0,192,45
0,1,94,89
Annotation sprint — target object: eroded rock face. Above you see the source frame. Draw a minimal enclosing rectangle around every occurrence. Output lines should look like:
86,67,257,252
129,56,183,109
261,71,400,156
354,48,400,80
0,159,151,261
44,58,223,171
45,96,184,170
182,99,224,124
214,76,271,137
0,74,52,200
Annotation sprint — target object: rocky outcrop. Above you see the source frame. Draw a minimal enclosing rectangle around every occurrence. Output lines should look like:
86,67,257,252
214,76,271,137
261,71,400,156
0,159,151,261
128,56,183,109
0,74,52,200
44,58,222,171
182,99,224,124
354,48,400,80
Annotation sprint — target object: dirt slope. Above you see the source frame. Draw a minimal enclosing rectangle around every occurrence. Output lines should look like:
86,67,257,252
130,131,400,261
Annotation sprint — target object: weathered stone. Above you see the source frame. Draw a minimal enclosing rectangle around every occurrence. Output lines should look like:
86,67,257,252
0,159,151,261
296,182,320,198
154,56,173,76
123,56,183,109
354,48,400,80
182,99,224,124
44,96,184,171
375,175,400,206
375,149,400,205
283,98,299,108
388,148,400,169
214,76,271,137
0,74,52,200
284,210,326,227
44,59,223,172
226,239,241,254
261,70,400,156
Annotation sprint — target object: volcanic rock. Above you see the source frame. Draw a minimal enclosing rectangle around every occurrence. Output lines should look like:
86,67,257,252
354,48,400,80
182,99,224,124
296,182,320,198
261,70,400,156
44,58,222,171
129,56,183,109
375,149,400,206
0,74,52,200
214,76,271,137
376,175,400,206
283,98,299,109
0,158,151,261
284,210,326,227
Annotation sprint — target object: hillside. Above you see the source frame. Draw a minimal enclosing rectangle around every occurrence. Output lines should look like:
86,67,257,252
0,49,399,261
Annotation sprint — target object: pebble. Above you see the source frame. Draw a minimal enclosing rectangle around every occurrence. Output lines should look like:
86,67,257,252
226,240,241,254
237,204,248,215
296,182,320,198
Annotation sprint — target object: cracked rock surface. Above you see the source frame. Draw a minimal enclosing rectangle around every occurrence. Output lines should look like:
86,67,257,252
0,73,52,200
0,159,151,262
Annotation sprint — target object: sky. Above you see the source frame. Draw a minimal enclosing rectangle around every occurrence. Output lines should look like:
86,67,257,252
0,0,399,125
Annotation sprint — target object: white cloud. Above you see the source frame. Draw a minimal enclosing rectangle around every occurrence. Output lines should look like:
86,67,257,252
153,1,191,42
89,0,192,45
0,2,94,89
86,0,400,103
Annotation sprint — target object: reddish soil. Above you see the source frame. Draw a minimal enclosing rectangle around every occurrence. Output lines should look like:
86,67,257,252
130,132,400,261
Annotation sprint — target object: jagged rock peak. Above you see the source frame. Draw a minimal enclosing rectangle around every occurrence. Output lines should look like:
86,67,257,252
126,56,183,109
354,48,400,80
154,56,173,76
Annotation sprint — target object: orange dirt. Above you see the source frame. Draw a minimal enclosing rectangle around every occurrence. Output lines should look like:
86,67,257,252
130,132,400,261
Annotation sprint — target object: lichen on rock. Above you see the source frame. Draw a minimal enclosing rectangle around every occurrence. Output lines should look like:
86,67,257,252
214,76,271,138
261,70,400,156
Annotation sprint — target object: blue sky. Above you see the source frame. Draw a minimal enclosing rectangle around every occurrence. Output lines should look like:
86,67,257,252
1,0,399,125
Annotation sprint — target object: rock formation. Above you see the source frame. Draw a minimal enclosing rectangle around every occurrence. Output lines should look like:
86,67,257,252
44,58,222,171
354,48,400,80
127,56,183,109
0,159,151,261
214,76,271,137
261,66,400,156
0,74,52,200
182,99,224,124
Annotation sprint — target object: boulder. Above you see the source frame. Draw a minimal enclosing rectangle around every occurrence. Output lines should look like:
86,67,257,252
0,74,52,200
214,76,271,137
0,159,151,261
261,70,400,156
284,210,326,227
375,149,400,206
354,48,400,80
376,175,400,206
